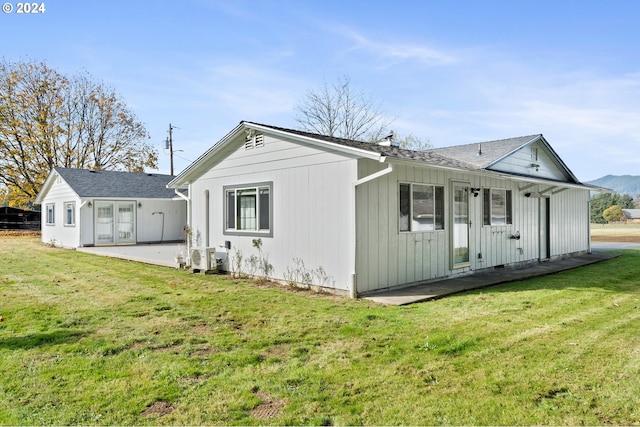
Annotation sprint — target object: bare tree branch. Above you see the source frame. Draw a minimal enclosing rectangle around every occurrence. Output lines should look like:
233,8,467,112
295,76,394,142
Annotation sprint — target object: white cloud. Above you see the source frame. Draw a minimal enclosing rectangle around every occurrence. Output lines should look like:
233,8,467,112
326,24,457,67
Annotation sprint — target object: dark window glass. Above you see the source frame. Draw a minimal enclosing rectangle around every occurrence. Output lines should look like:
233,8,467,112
259,188,270,230
226,191,235,229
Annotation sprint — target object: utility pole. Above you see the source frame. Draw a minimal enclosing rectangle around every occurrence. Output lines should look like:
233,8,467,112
166,123,176,176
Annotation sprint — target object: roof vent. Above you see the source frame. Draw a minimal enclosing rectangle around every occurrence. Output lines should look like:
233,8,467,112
477,143,482,156
378,131,397,147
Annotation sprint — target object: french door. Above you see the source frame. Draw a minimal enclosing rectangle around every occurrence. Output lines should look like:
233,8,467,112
95,201,136,245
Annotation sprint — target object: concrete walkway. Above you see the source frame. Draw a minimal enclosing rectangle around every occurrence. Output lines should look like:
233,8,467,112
77,243,184,268
363,251,620,306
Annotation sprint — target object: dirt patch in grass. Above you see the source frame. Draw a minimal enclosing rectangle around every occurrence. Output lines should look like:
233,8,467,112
591,235,640,243
250,392,286,420
190,345,219,357
142,400,175,417
0,230,40,238
262,344,288,361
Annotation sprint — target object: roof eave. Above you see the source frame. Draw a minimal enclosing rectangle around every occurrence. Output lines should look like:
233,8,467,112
389,156,593,190
167,121,382,188
245,122,382,160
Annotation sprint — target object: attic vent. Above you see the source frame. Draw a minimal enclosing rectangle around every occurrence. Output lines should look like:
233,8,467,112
244,133,264,150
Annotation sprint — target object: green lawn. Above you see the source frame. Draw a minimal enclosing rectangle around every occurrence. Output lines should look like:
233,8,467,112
1,237,640,425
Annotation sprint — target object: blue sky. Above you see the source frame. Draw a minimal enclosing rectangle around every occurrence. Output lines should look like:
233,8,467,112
2,0,640,181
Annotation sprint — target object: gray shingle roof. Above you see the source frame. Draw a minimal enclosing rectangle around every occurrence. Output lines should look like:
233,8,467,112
245,122,479,171
247,123,581,185
54,168,178,199
622,209,640,219
429,135,541,169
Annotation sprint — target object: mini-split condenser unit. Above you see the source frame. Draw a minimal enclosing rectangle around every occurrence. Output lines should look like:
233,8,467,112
190,247,217,272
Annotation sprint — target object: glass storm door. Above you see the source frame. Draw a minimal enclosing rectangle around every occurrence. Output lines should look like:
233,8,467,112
95,202,115,245
95,201,136,245
117,203,135,244
452,183,470,267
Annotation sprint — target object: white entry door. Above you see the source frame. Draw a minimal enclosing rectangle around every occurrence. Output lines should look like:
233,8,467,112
452,183,470,268
95,201,136,245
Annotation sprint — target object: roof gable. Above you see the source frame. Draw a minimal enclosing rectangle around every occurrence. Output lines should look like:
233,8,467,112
168,121,584,188
430,135,538,169
169,121,478,187
430,134,579,183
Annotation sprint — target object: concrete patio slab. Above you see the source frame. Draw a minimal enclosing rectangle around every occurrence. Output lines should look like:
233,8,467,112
77,243,184,268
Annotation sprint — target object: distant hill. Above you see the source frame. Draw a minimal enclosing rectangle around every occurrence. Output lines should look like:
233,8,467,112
587,175,640,197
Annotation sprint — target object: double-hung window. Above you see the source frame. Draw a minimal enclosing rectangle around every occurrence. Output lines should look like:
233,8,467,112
399,183,445,232
224,182,272,236
483,189,512,225
64,202,75,227
45,203,55,225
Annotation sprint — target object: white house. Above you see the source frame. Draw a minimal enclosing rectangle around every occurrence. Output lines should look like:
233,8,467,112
35,168,187,248
168,121,595,297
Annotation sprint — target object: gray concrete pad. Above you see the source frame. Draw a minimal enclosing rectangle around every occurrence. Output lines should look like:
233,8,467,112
363,252,620,306
592,241,640,251
77,243,185,268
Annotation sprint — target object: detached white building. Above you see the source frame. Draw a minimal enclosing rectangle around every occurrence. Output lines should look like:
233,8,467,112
35,168,187,249
168,121,595,297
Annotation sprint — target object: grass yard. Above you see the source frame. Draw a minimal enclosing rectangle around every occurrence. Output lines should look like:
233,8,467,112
1,237,640,425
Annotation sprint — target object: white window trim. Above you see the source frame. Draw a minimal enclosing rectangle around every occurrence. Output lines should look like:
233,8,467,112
223,181,273,237
64,201,76,227
399,182,445,233
483,188,513,226
45,203,55,226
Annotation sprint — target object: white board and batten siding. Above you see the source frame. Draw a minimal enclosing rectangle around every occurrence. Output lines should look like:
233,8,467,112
355,160,449,294
490,141,570,181
40,175,81,248
190,133,358,292
78,198,186,247
355,159,590,294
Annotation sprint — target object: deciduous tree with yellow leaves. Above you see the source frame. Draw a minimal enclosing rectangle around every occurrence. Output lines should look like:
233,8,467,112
0,60,157,207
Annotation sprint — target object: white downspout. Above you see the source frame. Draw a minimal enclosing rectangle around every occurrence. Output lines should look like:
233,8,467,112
350,160,393,298
175,186,191,252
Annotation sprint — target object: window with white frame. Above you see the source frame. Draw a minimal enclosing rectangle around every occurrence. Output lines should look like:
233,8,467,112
224,182,272,236
64,202,75,226
483,189,513,225
46,203,55,225
399,183,445,232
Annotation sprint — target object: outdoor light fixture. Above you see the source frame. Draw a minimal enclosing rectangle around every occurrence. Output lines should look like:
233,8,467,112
138,202,142,208
531,163,540,171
